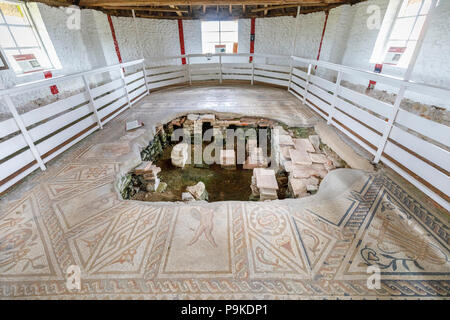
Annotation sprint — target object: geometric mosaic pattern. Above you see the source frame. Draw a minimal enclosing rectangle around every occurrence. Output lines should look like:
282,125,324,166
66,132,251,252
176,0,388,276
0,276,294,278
0,87,449,299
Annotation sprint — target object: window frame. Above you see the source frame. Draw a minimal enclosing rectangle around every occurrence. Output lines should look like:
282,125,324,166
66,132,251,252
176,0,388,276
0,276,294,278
379,0,433,68
201,20,238,54
0,0,55,74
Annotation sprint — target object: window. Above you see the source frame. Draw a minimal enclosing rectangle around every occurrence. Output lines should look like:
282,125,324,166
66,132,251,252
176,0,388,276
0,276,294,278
201,20,238,54
380,0,434,68
0,0,56,74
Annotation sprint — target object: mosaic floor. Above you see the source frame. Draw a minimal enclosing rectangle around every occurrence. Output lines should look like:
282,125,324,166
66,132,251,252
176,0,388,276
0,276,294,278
0,85,449,299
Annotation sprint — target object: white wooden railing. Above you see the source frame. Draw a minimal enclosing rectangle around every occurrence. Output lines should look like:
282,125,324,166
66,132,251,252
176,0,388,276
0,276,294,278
0,53,449,211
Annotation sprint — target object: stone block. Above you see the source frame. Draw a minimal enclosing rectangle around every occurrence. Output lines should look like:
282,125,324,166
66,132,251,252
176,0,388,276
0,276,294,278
289,148,312,165
309,135,321,152
309,153,328,164
254,168,278,190
182,192,195,202
134,161,153,174
288,178,307,198
186,181,208,200
293,138,315,153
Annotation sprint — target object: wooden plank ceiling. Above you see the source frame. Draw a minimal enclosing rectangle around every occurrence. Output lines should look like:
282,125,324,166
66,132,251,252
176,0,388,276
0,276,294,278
32,0,366,19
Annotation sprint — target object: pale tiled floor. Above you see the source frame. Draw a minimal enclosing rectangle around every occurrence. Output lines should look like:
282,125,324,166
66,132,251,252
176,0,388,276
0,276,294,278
0,85,448,299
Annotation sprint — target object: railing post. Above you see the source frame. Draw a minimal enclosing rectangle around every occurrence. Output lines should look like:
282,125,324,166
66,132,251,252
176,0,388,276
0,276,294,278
373,84,406,163
82,75,103,130
302,63,312,104
187,56,192,85
327,71,342,125
141,61,150,94
4,95,46,171
119,66,132,108
287,57,294,92
219,54,223,84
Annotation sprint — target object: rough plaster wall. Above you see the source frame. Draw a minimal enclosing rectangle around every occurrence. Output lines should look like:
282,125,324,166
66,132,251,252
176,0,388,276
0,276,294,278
0,4,117,116
341,0,390,72
293,12,326,59
112,16,180,66
238,19,251,54
254,16,294,58
183,20,202,55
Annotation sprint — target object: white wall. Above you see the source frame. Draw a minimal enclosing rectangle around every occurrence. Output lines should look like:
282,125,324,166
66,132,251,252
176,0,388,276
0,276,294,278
0,3,119,115
2,0,450,116
111,16,180,63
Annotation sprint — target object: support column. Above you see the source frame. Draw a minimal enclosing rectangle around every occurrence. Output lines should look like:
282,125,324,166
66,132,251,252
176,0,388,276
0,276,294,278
177,19,187,65
107,14,122,64
315,10,329,70
249,18,255,63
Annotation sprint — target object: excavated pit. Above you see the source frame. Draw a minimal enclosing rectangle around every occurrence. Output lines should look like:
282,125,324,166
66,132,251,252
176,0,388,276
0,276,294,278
120,114,347,202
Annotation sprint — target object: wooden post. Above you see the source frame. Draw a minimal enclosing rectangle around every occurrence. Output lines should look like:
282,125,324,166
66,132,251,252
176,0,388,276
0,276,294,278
327,71,342,124
373,85,405,163
187,56,192,85
302,63,312,103
288,6,301,91
82,75,103,129
219,54,222,84
4,95,46,171
141,61,150,94
119,67,132,108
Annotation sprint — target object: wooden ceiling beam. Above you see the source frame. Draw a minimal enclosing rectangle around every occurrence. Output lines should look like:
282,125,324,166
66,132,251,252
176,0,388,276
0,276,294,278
252,3,327,12
79,1,329,7
169,5,183,16
103,6,189,12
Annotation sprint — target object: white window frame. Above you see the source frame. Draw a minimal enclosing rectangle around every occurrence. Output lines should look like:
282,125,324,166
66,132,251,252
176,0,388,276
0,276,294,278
201,20,238,54
371,0,434,69
0,0,57,74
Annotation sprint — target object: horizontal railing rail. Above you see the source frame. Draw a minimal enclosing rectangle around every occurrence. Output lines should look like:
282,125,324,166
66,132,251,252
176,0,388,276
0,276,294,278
1,53,449,211
0,58,148,194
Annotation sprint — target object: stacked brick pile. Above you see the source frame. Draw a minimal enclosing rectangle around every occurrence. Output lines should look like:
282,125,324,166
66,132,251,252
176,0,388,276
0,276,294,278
134,161,161,192
277,134,339,198
251,168,279,201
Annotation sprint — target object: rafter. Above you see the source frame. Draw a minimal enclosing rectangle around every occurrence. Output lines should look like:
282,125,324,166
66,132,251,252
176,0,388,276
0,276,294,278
34,0,362,19
79,1,334,7
103,6,189,12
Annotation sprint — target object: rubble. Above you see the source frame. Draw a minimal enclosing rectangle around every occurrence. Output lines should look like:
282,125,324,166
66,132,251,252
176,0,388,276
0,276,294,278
182,192,195,202
309,153,329,164
308,135,321,152
133,161,161,192
186,181,209,201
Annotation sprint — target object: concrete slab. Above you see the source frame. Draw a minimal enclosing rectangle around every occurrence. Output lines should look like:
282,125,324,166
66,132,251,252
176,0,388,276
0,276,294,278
315,123,374,172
